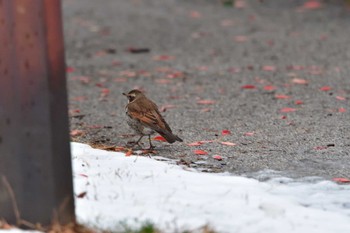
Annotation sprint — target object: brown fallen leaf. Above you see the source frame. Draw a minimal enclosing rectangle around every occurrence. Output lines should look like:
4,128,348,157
219,141,236,146
292,78,308,85
188,142,204,146
125,150,133,157
197,99,216,105
275,94,291,99
70,130,85,137
77,191,87,198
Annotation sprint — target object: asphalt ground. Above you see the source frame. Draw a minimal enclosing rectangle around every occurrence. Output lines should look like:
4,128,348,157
63,0,350,179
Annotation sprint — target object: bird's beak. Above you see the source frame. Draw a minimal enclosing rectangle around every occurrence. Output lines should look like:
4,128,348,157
122,92,127,96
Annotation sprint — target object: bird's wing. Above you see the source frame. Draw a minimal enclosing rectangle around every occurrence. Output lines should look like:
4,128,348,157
127,100,172,133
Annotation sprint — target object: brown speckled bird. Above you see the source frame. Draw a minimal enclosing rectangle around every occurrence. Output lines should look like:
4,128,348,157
123,89,183,149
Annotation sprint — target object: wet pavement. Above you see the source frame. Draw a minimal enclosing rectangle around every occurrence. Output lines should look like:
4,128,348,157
63,0,350,179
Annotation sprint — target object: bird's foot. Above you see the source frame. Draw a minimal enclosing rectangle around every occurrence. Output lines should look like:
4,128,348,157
146,144,156,150
126,140,143,149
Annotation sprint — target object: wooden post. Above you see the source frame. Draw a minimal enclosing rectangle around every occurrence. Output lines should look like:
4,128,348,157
0,0,75,226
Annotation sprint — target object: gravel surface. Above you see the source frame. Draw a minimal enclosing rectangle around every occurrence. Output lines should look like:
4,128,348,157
64,0,350,179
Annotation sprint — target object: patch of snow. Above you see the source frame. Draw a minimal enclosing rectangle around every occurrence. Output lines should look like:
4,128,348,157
2,143,350,233
0,230,40,233
71,143,350,232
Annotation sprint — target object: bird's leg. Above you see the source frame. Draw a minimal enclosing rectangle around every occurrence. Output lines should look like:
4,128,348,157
127,135,144,148
135,135,144,147
147,135,155,150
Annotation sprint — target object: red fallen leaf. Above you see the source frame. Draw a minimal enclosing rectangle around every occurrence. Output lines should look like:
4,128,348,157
70,109,81,114
79,174,88,178
95,83,104,88
275,94,290,99
235,0,246,8
320,86,331,91
70,130,85,137
234,35,248,42
194,150,208,155
138,70,151,77
222,130,231,136
101,88,110,95
338,108,346,113
167,71,184,79
77,191,87,198
201,108,211,112
66,66,75,73
219,141,236,146
295,100,304,105
332,178,350,183
213,155,223,161
199,140,215,144
280,108,297,113
292,78,308,85
120,70,137,77
336,96,346,101
314,146,327,150
302,1,322,10
241,85,256,89
264,85,277,91
155,79,172,84
125,150,133,157
188,142,204,146
197,99,216,105
280,115,287,119
114,77,128,83
155,67,172,73
244,132,254,136
189,10,201,18
87,125,103,129
72,96,87,102
262,66,276,71
153,136,167,142
153,55,175,61
70,76,91,84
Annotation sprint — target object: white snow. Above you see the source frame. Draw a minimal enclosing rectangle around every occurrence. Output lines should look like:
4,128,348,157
71,143,350,233
2,142,350,233
0,231,40,233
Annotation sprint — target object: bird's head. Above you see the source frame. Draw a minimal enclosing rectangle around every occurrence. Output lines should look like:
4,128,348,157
122,89,144,102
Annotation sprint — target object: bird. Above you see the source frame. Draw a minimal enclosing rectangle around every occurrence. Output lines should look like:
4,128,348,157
123,89,183,149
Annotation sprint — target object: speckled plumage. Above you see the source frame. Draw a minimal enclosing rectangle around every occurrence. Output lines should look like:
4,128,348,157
123,89,183,148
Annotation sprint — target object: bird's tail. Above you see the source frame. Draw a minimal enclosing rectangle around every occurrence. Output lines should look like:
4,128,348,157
157,130,183,143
